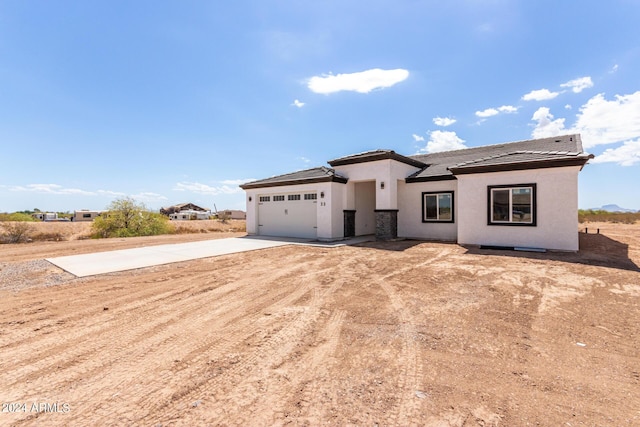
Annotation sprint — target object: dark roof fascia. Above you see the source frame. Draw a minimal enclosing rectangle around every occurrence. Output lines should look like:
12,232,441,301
448,156,593,175
329,151,426,168
240,175,348,190
405,174,457,183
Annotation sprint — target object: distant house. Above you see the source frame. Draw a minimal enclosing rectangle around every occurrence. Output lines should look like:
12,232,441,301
160,203,209,216
32,212,59,221
169,210,211,221
240,134,593,251
72,210,103,222
217,210,246,220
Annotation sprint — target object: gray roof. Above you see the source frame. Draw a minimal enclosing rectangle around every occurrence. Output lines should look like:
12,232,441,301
240,134,593,190
240,166,348,189
407,134,592,181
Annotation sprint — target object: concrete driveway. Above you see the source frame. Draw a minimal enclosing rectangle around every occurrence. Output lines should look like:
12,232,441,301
46,235,374,277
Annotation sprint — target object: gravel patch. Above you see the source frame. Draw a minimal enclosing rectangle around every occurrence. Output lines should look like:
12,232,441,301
0,259,78,292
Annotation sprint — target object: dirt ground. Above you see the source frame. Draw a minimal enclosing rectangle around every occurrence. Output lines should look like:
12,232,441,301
0,222,638,426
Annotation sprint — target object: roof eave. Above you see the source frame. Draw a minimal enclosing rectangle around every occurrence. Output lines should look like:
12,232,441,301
329,151,426,168
448,156,593,175
405,174,457,183
240,175,348,190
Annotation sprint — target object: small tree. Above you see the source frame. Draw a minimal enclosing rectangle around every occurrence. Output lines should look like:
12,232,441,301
92,197,174,238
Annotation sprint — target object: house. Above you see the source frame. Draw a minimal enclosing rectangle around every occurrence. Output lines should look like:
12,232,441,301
32,212,59,221
160,203,209,216
240,134,593,251
72,210,103,222
169,210,211,220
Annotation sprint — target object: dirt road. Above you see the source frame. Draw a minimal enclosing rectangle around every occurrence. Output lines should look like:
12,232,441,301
1,223,639,425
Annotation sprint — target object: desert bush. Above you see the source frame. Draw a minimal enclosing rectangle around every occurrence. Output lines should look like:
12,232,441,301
91,197,174,238
0,221,33,243
0,212,37,222
578,209,639,224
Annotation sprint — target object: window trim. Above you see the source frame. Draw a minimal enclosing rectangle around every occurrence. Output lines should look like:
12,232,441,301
421,191,455,223
487,183,537,226
273,195,285,202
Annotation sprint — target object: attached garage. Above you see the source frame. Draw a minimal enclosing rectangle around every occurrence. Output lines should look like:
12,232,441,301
257,192,318,238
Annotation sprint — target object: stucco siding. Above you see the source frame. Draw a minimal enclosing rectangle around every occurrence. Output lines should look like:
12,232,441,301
456,166,581,251
397,180,458,241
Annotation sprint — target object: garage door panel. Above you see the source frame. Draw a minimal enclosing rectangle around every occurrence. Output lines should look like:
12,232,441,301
258,193,317,238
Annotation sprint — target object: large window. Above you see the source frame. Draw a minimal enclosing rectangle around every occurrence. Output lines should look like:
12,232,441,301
488,184,536,226
422,191,454,223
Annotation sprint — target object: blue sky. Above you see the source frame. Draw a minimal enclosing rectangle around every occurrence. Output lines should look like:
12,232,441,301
1,1,639,213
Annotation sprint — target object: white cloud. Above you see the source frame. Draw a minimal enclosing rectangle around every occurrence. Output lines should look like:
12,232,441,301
219,178,256,186
292,99,305,108
131,192,168,203
571,92,640,148
475,108,499,118
433,116,456,127
610,64,619,73
565,104,572,110
531,107,567,139
9,184,95,195
522,88,560,101
418,130,467,154
475,105,518,119
174,181,243,195
591,138,640,166
412,133,425,142
307,68,409,94
560,76,593,93
297,156,311,164
529,91,640,156
498,105,518,113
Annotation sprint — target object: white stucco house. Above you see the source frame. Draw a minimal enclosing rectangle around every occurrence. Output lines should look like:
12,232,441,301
240,134,593,251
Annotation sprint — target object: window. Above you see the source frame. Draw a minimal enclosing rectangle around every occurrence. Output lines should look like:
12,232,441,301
488,184,536,226
82,213,92,218
304,193,317,200
273,195,285,201
288,194,301,201
422,191,454,223
259,196,270,202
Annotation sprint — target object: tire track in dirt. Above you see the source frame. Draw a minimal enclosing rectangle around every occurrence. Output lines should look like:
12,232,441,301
372,248,454,425
197,291,346,426
136,258,356,426
2,249,337,424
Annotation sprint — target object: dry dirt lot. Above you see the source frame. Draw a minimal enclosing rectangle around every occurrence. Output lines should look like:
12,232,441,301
0,223,639,426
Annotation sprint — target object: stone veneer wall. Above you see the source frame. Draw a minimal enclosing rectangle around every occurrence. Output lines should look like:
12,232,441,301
374,210,398,240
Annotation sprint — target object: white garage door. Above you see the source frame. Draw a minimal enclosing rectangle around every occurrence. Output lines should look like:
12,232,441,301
258,192,317,238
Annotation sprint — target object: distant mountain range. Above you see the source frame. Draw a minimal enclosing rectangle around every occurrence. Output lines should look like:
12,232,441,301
590,204,639,213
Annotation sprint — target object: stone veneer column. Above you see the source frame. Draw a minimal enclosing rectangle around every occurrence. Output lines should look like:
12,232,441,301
343,210,356,238
374,209,398,240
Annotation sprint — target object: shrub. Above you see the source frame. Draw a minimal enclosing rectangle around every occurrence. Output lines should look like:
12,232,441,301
578,209,639,224
0,212,37,222
91,197,174,238
0,221,33,243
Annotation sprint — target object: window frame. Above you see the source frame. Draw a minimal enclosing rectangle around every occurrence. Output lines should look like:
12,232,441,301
288,194,301,201
273,195,285,202
259,196,270,202
487,183,537,226
421,191,455,223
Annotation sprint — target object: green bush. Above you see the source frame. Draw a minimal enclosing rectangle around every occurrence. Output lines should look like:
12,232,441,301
0,212,37,222
91,197,174,238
